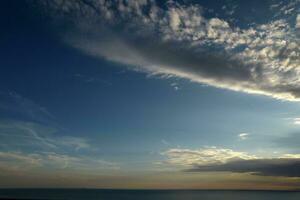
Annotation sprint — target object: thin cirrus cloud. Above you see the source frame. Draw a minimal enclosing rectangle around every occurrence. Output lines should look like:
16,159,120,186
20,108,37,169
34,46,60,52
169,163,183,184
0,120,91,151
0,120,119,173
0,91,96,151
0,151,119,174
36,0,300,101
0,91,118,174
163,147,300,178
292,117,300,125
274,132,300,150
0,91,55,125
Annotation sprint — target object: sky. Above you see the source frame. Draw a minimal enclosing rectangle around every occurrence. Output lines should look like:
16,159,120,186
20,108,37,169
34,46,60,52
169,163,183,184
1,0,300,190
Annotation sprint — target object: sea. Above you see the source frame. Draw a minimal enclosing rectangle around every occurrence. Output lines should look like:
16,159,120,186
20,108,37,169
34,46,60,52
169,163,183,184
0,189,300,200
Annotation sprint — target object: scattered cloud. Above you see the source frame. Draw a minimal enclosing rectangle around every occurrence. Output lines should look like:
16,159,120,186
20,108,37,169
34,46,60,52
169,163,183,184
170,82,180,91
270,0,300,19
222,4,238,16
163,147,257,167
282,117,300,125
292,117,300,125
238,133,249,140
37,0,300,101
163,147,300,177
296,14,300,28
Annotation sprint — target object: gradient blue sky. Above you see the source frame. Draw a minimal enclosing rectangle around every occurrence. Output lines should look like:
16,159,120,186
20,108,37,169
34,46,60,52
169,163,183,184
1,0,300,189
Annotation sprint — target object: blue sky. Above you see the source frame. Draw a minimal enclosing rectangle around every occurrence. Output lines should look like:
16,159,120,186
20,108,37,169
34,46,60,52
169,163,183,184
1,0,300,189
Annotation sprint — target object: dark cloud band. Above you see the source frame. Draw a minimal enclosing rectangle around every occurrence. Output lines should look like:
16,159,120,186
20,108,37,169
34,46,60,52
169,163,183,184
186,158,300,178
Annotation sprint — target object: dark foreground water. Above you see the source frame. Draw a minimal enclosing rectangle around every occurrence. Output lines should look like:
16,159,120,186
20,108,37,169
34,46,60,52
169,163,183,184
0,189,300,200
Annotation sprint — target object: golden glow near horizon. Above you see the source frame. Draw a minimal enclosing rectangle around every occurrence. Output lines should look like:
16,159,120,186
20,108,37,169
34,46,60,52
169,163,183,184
1,169,300,190
1,0,300,191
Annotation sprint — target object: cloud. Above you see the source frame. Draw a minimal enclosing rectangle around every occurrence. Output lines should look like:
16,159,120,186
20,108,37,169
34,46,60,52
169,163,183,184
170,82,180,91
270,1,300,19
163,147,257,167
0,120,93,152
0,120,119,174
274,132,300,150
0,151,118,173
56,136,91,151
163,147,300,177
161,139,170,146
0,91,55,124
186,158,300,178
0,91,93,152
296,14,300,28
73,73,112,85
292,117,300,125
36,0,300,101
282,154,300,158
238,133,249,140
0,151,43,170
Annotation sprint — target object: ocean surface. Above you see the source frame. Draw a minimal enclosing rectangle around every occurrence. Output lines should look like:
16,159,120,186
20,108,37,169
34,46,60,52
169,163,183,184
0,189,300,200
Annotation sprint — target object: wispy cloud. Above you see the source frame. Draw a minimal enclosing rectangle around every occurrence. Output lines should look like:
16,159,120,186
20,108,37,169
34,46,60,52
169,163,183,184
292,117,300,125
170,82,180,91
56,136,91,151
73,73,112,85
238,133,250,140
0,151,119,173
0,91,55,124
0,120,93,152
0,119,119,174
38,0,300,101
273,131,300,150
163,147,257,167
161,139,170,146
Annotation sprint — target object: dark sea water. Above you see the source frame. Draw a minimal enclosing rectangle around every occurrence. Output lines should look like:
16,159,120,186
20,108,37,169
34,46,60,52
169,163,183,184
0,189,300,200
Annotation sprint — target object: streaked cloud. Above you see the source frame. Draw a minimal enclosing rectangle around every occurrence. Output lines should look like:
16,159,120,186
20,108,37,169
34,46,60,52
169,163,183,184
73,73,112,85
292,117,300,125
56,136,91,151
0,151,118,173
274,132,300,150
0,120,91,151
282,153,300,158
0,151,43,170
161,139,170,146
0,91,55,124
37,0,300,101
238,133,249,140
163,147,257,167
0,120,119,175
